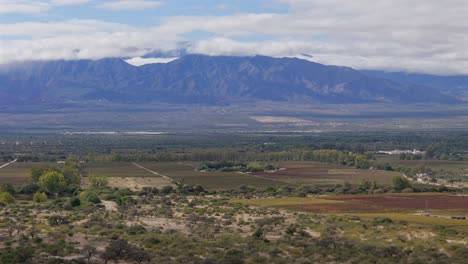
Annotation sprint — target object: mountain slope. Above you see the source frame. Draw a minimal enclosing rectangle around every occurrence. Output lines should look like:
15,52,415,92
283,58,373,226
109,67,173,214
363,70,468,100
0,55,458,105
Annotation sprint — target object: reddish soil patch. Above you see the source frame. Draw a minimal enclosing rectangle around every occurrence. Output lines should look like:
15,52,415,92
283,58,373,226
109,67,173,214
283,194,468,213
326,194,468,211
287,203,386,213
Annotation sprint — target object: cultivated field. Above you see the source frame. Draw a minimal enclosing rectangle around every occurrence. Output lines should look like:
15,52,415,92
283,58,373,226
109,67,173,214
374,154,468,173
0,162,60,185
82,162,174,190
233,193,468,231
0,160,457,191
82,163,156,178
139,162,282,190
253,161,399,186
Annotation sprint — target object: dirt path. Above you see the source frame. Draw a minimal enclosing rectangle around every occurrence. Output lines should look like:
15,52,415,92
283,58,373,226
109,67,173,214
0,159,17,169
132,163,179,184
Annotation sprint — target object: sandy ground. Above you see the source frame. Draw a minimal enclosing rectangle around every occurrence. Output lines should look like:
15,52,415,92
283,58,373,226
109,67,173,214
102,200,118,212
107,176,175,191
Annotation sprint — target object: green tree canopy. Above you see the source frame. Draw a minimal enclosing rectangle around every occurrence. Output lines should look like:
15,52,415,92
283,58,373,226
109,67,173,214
38,171,66,194
392,176,412,191
62,166,81,186
30,166,59,183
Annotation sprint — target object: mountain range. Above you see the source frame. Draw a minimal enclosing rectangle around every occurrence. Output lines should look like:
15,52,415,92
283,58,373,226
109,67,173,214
0,55,461,105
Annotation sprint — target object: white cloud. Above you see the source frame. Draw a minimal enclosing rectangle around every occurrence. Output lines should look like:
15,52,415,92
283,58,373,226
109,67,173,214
1,0,468,74
160,0,468,75
0,0,91,13
97,0,162,11
0,20,132,37
0,1,49,13
50,0,92,6
0,26,183,64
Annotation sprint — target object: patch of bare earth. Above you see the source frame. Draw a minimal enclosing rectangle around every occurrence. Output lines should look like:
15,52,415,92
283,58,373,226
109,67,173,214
102,200,118,212
107,177,175,191
132,217,189,233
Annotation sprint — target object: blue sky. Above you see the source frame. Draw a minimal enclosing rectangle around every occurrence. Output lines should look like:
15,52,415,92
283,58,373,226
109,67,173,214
0,1,287,26
1,0,468,75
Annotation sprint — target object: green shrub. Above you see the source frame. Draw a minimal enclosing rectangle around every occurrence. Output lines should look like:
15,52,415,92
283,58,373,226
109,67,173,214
33,192,48,203
80,191,101,204
69,196,81,207
401,188,414,193
0,192,15,205
0,183,15,194
20,183,40,194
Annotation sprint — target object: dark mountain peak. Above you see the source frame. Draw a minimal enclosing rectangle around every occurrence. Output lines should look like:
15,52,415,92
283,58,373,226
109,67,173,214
0,55,459,105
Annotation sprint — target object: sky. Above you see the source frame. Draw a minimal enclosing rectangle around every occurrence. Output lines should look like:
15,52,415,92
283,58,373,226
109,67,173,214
1,0,468,75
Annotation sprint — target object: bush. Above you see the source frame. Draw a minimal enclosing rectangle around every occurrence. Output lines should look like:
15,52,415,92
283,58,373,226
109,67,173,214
19,183,40,194
246,162,264,172
0,183,15,194
33,192,48,203
69,196,81,207
0,192,15,205
392,176,411,191
80,191,101,204
401,188,414,193
373,217,394,224
161,186,174,195
89,175,109,189
47,215,69,226
373,189,385,194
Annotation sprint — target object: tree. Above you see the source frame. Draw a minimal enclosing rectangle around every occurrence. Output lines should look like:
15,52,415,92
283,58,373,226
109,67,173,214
392,176,412,191
81,244,97,264
38,171,66,195
62,166,81,186
355,155,370,169
33,192,48,203
425,146,436,159
127,246,150,264
103,239,130,262
0,191,15,205
30,166,58,183
0,183,15,194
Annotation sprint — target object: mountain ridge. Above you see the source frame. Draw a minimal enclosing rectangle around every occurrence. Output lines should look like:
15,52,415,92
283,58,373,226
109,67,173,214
0,55,458,105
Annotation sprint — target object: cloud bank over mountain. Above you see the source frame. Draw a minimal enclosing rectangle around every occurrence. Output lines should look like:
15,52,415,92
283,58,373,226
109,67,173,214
1,0,468,75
